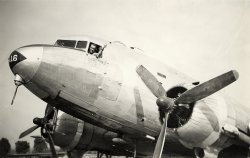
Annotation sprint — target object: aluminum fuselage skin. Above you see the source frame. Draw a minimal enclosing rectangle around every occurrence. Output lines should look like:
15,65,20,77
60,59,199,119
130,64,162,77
9,41,250,156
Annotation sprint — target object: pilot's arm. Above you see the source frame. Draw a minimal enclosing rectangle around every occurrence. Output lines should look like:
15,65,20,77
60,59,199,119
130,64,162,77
93,46,103,58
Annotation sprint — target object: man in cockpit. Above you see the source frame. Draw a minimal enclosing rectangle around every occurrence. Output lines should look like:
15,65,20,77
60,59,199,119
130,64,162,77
88,43,103,58
88,43,97,54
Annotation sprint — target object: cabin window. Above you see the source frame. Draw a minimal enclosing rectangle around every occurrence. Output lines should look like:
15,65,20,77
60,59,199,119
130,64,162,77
55,40,76,48
76,41,88,49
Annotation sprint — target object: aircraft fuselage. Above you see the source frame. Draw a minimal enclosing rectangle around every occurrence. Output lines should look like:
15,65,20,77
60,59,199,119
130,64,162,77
9,37,250,157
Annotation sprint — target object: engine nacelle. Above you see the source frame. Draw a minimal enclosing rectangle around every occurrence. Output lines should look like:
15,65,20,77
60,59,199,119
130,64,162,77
166,85,231,149
176,94,228,149
51,113,133,156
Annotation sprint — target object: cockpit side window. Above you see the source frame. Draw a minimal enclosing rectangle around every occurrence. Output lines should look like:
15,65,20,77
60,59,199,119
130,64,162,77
76,41,88,49
88,42,103,58
55,40,76,48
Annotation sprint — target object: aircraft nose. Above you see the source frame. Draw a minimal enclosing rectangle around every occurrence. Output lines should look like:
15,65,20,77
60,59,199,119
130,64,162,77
9,46,43,82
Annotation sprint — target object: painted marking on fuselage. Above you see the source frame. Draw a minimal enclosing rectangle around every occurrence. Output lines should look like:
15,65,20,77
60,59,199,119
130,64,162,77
9,50,27,69
198,102,220,132
133,87,145,127
66,119,84,151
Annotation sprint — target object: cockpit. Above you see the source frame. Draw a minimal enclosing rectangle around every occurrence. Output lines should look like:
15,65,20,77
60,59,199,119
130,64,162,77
54,36,107,58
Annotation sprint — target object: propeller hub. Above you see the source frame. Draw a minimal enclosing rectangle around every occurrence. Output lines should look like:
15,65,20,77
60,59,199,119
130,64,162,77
33,117,44,127
156,96,174,113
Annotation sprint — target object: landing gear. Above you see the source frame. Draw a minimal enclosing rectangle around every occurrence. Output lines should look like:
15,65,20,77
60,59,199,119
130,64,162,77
133,142,137,158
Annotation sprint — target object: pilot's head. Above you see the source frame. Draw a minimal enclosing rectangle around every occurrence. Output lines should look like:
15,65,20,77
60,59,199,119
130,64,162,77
89,43,97,54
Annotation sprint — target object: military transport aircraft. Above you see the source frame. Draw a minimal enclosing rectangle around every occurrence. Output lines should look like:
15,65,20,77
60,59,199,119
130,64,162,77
8,35,250,158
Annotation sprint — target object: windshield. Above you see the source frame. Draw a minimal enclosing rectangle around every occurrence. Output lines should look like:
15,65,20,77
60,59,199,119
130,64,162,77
55,40,76,48
76,41,88,49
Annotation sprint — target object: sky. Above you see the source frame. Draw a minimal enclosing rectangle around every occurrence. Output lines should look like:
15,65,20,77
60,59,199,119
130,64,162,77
0,0,249,149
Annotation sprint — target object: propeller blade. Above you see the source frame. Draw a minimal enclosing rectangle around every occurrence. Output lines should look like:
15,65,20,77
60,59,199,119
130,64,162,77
30,135,43,139
19,125,39,139
45,127,57,158
52,107,58,131
153,113,169,158
136,65,166,98
45,104,54,119
11,86,19,105
175,70,239,104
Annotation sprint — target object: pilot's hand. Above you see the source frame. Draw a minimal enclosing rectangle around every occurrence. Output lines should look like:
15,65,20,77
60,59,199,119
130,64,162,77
93,53,99,58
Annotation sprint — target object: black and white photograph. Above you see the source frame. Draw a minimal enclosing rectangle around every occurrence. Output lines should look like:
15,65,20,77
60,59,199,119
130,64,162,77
0,0,249,157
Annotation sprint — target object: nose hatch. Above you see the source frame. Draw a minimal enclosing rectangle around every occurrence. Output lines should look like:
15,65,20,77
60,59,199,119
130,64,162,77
9,50,27,69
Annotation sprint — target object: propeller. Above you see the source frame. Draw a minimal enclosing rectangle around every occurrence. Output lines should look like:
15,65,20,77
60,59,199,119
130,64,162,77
11,74,25,105
19,125,39,139
174,70,239,104
19,105,58,158
30,135,43,139
136,65,238,158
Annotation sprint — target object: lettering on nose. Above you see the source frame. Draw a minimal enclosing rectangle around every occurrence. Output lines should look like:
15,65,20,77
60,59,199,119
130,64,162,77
9,51,26,69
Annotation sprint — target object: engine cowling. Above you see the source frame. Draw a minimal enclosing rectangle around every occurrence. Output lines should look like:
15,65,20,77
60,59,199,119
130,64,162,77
166,85,229,149
176,95,228,148
51,113,133,156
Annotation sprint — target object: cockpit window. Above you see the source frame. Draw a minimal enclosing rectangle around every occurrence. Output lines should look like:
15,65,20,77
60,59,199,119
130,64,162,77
88,42,103,58
76,41,87,49
56,40,76,48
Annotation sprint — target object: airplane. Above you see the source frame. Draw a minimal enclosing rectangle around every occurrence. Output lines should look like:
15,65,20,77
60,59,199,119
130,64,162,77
8,35,250,158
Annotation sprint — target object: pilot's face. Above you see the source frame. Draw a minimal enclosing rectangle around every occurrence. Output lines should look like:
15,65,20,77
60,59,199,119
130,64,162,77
89,44,96,54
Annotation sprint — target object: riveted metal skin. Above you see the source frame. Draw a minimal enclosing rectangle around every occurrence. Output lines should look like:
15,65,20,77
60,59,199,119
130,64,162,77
9,36,249,157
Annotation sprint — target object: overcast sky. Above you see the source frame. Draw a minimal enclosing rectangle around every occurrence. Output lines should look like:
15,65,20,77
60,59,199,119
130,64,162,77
0,0,249,148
